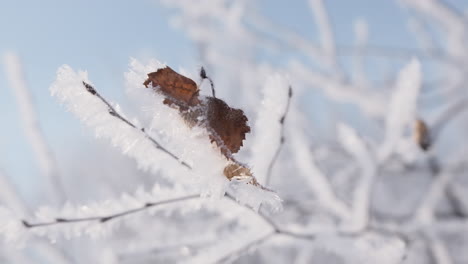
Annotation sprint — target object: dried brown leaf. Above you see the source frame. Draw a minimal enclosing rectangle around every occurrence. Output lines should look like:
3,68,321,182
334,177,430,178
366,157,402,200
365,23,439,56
144,67,250,157
144,66,200,107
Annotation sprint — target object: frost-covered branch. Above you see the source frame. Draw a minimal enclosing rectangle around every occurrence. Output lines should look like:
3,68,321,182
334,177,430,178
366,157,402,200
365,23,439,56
378,59,422,162
264,86,292,186
3,52,66,203
402,0,468,60
337,45,465,68
338,124,377,231
427,232,454,264
22,194,200,229
290,61,386,117
215,231,275,264
431,98,468,142
289,118,351,220
247,12,328,68
414,169,460,224
0,169,30,218
0,169,72,263
352,19,369,86
81,81,191,169
308,0,344,78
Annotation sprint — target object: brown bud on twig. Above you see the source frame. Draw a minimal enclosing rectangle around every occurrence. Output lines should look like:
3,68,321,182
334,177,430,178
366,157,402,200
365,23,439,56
414,119,431,151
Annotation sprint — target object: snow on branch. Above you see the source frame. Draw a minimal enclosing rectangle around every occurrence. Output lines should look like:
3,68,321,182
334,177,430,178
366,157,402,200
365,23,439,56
264,85,292,186
338,123,376,231
0,169,30,218
378,58,422,162
51,61,283,210
308,0,344,77
0,186,301,260
0,184,203,242
414,170,458,224
22,194,200,229
0,170,72,263
352,19,369,86
290,60,386,117
427,230,454,264
247,12,333,70
3,52,66,204
50,65,192,172
402,0,467,59
431,98,468,143
250,74,292,185
81,81,191,169
289,115,351,220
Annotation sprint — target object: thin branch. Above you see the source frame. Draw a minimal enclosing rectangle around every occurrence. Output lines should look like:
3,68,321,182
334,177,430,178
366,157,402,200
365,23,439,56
337,45,466,68
3,52,67,203
224,193,315,241
426,231,454,264
216,194,317,263
352,19,369,87
0,169,72,263
264,86,293,186
431,98,468,143
248,12,465,69
82,81,191,169
200,66,216,98
413,159,464,224
22,194,200,229
290,61,386,117
215,231,276,264
446,182,468,217
308,0,345,78
289,124,352,219
0,168,30,218
247,12,327,68
338,123,377,231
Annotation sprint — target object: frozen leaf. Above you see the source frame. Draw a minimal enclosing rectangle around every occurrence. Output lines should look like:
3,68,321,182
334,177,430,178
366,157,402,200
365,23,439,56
144,66,251,158
144,66,200,107
205,97,251,156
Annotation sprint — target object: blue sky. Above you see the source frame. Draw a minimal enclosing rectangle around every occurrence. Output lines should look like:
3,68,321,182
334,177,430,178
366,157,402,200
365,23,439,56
0,0,196,198
1,0,467,201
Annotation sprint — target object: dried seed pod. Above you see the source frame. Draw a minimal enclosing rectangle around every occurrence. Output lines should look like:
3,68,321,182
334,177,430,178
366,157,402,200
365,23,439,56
414,119,431,151
223,162,264,188
223,162,253,180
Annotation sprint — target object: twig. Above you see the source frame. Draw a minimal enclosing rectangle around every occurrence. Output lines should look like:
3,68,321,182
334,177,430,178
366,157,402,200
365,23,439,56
224,193,315,241
0,168,30,218
22,191,311,243
215,194,317,263
22,194,200,228
337,45,466,68
248,12,465,69
0,169,72,263
426,231,454,264
446,183,468,218
264,86,292,186
4,53,67,203
215,231,276,264
291,61,386,117
309,0,345,79
82,81,191,169
200,67,216,98
431,98,468,143
290,127,351,219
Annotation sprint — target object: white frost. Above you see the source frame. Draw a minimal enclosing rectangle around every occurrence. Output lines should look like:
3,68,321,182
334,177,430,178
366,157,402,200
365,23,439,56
379,58,422,162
